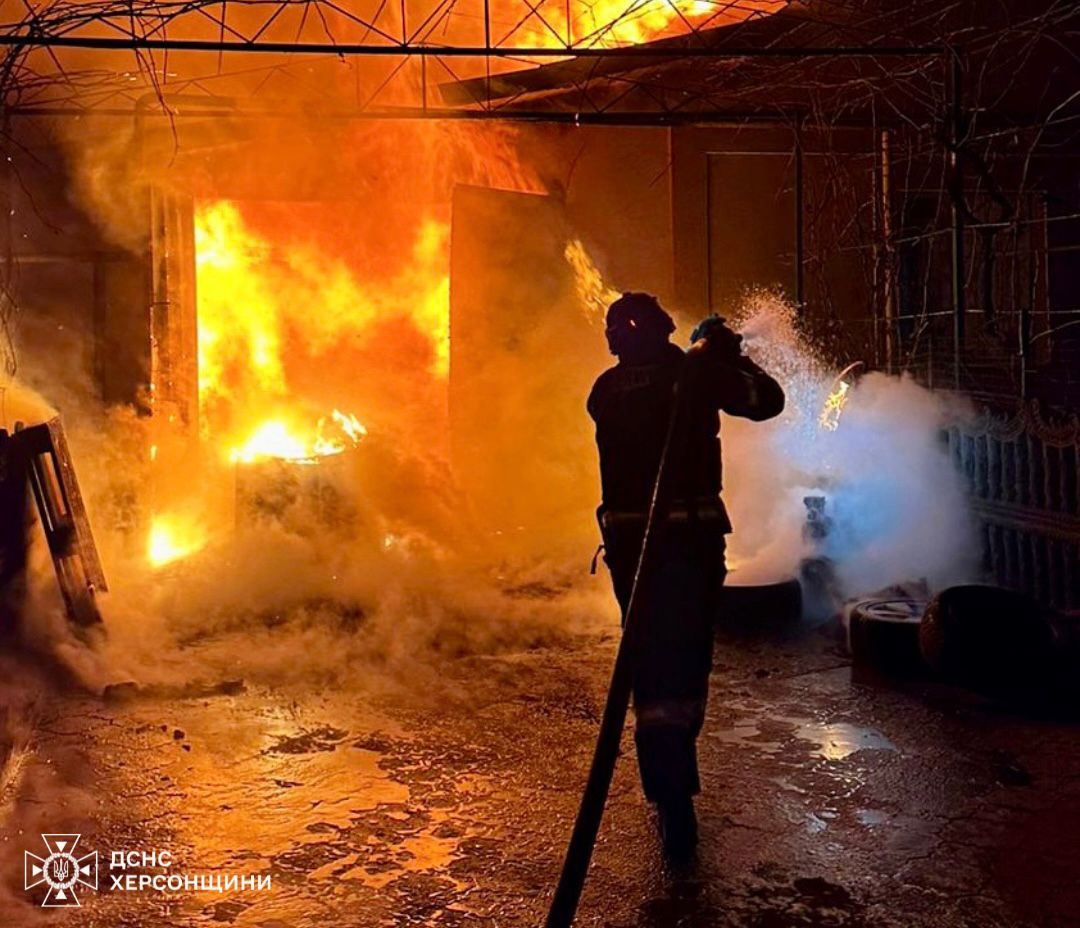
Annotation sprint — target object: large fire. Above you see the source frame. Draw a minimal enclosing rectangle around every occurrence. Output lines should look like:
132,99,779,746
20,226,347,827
517,0,787,49
194,200,450,431
145,200,451,567
193,198,449,459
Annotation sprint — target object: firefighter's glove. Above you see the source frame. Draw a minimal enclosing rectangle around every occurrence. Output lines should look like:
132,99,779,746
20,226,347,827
689,314,743,360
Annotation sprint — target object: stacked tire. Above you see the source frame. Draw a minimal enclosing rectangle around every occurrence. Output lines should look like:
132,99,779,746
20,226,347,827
717,577,803,634
845,597,926,676
846,585,1063,700
919,585,1057,697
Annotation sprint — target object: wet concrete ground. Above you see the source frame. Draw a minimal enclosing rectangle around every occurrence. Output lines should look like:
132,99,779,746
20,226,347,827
4,615,1080,927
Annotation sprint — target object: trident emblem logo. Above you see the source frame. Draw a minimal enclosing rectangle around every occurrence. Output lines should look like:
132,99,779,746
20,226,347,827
24,834,98,907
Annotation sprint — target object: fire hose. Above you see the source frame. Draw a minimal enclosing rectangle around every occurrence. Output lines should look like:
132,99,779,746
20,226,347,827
543,355,698,928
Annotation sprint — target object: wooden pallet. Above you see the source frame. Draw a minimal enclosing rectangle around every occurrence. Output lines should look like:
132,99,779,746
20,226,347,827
13,418,106,627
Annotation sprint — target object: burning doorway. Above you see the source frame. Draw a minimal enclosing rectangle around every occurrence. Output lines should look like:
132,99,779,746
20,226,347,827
144,172,610,574
146,191,456,569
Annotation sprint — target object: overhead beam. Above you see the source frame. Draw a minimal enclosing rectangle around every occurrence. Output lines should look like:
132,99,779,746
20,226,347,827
1,105,912,127
0,33,943,59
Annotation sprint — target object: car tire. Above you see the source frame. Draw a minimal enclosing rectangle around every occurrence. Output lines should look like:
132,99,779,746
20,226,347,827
919,584,1057,695
845,597,926,675
717,577,802,633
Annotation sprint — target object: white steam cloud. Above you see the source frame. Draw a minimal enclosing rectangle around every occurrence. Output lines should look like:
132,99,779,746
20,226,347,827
720,291,979,600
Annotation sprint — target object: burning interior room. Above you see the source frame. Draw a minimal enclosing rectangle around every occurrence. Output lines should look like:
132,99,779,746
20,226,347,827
2,0,1080,925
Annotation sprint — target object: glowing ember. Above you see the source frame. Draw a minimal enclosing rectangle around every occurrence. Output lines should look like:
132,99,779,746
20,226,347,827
331,410,368,444
148,516,206,567
818,380,851,432
818,362,864,432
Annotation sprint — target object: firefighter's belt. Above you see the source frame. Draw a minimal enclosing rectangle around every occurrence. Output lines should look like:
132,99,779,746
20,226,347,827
601,501,727,528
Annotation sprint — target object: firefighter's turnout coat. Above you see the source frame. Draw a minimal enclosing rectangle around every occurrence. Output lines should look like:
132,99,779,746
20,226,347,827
588,340,785,802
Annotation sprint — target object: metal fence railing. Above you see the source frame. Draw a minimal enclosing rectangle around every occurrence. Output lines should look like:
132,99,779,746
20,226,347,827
946,403,1080,611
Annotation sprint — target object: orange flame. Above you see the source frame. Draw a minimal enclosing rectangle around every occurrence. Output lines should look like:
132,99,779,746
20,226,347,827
147,201,443,565
818,362,864,432
194,200,450,439
148,514,206,567
516,0,786,49
565,239,620,324
193,199,447,469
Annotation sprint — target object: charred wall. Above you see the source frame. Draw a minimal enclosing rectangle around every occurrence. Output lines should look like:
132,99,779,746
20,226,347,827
2,121,149,415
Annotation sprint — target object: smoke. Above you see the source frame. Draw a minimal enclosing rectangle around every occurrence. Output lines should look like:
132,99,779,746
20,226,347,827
821,373,978,592
719,291,979,599
0,17,982,913
1,115,621,700
67,394,614,697
59,115,542,256
59,114,580,628
4,104,979,704
4,268,980,699
13,420,616,700
0,381,56,432
0,381,101,917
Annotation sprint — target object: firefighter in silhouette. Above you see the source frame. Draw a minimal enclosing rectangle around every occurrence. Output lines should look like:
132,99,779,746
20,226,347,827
587,292,784,858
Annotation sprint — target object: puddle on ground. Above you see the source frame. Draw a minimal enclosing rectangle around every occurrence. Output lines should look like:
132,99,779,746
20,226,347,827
711,716,896,761
177,737,410,868
855,808,889,827
795,722,896,760
710,722,784,754
123,695,498,912
120,699,413,875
